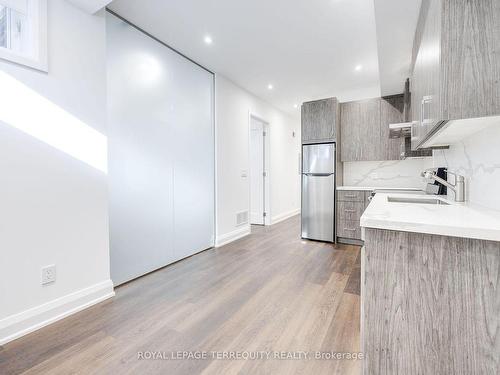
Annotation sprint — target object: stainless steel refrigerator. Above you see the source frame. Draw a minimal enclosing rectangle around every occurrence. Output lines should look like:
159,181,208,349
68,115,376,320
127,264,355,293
301,143,335,242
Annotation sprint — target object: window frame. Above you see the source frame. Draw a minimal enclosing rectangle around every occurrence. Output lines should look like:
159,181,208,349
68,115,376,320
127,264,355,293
0,0,47,72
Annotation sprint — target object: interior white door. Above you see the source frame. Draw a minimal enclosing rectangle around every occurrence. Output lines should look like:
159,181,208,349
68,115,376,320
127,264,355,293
250,117,265,225
107,13,214,285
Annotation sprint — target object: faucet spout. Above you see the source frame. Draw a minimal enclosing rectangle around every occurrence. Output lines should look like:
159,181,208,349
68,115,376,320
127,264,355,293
421,169,465,202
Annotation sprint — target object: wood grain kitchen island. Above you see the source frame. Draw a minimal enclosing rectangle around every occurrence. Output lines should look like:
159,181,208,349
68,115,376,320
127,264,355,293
360,193,500,375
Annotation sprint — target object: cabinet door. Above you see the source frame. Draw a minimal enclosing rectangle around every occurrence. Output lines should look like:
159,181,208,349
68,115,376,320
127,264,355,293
341,99,381,161
340,102,357,161
411,0,441,149
301,98,336,143
440,0,500,121
420,0,441,139
380,96,404,160
410,61,423,149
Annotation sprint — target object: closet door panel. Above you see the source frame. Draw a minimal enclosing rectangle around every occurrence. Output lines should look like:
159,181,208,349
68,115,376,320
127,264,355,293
170,66,214,261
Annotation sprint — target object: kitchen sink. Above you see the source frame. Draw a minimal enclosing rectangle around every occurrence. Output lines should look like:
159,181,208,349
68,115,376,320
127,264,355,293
387,196,450,205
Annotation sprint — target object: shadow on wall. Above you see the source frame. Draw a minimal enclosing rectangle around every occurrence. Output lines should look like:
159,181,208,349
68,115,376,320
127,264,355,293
0,71,107,173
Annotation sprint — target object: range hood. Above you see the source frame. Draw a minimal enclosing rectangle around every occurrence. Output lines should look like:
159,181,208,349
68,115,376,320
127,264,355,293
389,79,412,139
387,79,432,158
389,122,412,139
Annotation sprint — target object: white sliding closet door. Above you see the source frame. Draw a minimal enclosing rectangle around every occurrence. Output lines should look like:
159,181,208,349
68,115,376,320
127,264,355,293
107,13,214,285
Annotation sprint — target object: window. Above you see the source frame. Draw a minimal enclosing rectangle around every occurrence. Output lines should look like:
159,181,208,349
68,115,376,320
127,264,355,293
0,0,47,71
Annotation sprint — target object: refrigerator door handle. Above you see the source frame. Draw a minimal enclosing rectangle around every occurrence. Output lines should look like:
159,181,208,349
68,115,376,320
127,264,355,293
304,173,334,177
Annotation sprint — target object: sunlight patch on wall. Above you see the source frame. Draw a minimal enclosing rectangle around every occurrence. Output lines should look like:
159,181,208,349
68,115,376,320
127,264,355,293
0,71,108,173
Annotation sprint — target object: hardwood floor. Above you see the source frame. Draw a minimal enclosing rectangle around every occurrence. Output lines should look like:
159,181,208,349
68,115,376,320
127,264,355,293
0,215,361,375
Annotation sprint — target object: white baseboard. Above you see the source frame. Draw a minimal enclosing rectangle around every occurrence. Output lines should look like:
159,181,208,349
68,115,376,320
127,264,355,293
271,208,300,225
216,225,251,247
0,279,114,345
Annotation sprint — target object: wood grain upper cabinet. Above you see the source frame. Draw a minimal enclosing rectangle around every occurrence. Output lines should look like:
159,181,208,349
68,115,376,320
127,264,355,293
410,0,500,149
341,97,405,162
340,98,381,161
301,98,339,144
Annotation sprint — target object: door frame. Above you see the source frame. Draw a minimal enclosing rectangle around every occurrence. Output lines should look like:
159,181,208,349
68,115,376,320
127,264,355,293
248,112,271,226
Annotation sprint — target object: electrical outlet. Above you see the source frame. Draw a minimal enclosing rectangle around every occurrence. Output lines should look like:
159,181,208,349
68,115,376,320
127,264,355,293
41,265,56,285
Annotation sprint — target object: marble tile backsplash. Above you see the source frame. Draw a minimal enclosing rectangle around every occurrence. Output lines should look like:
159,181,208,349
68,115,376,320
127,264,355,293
343,158,433,188
432,124,500,210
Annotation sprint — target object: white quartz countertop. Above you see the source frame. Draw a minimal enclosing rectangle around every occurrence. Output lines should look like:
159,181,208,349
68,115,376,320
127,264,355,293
337,186,424,192
361,193,500,241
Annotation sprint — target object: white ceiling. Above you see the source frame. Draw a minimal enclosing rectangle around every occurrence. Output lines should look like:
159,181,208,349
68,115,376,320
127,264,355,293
67,0,113,14
106,1,422,114
374,0,422,96
108,0,383,115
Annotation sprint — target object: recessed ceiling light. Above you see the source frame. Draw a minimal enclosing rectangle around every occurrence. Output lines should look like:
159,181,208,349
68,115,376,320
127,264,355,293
294,104,298,108
204,35,213,45
267,84,274,90
355,64,363,72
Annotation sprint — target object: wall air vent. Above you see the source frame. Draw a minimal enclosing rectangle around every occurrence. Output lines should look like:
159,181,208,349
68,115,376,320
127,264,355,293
236,211,249,226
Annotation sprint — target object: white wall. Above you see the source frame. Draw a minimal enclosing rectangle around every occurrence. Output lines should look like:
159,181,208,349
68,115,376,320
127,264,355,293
0,0,112,345
337,85,382,103
216,75,301,245
432,124,500,210
343,158,433,188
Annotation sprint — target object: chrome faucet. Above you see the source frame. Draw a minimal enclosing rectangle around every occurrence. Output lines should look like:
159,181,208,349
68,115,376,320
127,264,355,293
421,169,465,202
